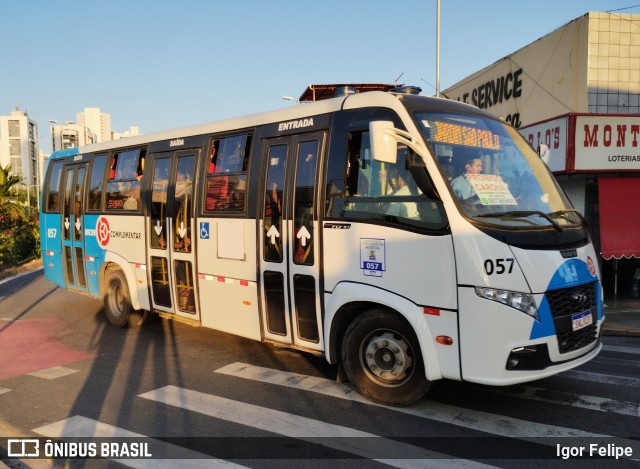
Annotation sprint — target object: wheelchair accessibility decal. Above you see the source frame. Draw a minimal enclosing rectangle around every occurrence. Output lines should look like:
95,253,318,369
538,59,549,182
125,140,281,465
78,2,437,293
200,222,210,240
360,238,385,277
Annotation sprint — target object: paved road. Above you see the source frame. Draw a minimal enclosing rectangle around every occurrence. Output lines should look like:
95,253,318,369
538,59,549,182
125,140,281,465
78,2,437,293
1,271,639,468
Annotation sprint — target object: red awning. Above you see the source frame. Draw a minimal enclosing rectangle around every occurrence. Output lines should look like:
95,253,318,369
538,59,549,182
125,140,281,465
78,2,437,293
598,178,640,260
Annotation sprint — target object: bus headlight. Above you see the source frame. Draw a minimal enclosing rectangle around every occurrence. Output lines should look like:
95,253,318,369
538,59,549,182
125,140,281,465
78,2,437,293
475,287,539,320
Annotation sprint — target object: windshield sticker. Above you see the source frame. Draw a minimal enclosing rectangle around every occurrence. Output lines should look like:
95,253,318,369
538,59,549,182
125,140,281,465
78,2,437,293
466,174,518,205
360,238,385,277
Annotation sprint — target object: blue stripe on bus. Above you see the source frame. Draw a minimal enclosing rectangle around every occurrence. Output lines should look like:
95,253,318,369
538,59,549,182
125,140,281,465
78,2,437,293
530,259,602,340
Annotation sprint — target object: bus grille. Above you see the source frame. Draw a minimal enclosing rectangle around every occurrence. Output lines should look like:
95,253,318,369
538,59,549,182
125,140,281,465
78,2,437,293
545,282,598,354
545,282,597,318
557,324,598,354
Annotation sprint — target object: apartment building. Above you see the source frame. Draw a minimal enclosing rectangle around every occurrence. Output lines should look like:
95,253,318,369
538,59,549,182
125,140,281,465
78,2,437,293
0,107,39,188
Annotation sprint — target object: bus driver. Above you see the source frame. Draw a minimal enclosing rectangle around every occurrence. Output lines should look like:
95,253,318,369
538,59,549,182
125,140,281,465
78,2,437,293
451,153,483,201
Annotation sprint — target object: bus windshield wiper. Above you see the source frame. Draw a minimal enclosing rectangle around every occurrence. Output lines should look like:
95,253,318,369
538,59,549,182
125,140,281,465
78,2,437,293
477,211,563,232
548,209,586,225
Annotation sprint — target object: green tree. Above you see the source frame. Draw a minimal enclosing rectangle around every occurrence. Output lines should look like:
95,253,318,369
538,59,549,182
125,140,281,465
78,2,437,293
0,164,39,267
0,164,24,197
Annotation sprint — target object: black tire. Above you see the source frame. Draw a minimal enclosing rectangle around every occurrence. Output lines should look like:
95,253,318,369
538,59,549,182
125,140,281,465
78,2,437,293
103,269,145,328
341,309,431,406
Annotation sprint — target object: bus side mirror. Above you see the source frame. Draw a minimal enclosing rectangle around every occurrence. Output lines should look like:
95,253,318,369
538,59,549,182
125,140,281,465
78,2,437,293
370,121,398,164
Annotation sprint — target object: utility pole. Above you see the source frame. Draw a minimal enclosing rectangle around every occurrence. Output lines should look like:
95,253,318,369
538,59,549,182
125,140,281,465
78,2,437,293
436,0,441,97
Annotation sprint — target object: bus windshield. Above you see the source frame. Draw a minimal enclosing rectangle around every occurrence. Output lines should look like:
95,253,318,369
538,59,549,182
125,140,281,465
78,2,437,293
416,112,583,229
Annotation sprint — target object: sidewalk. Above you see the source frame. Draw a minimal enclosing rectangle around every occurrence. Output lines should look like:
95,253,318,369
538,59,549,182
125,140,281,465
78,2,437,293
1,258,638,336
602,296,640,337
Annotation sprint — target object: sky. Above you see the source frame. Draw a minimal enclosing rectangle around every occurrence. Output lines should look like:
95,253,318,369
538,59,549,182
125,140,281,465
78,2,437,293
2,0,640,154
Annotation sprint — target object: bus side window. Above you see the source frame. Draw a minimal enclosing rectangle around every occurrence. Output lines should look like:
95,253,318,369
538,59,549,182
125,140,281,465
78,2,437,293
88,154,108,211
205,134,251,213
106,149,145,211
45,160,64,212
326,129,446,230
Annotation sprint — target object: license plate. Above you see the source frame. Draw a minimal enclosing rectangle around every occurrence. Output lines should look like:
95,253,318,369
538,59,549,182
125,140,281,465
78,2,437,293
571,311,593,331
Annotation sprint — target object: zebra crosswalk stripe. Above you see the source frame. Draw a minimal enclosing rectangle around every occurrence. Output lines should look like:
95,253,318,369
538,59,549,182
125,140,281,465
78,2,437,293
214,361,640,456
139,385,495,468
484,384,640,417
562,369,640,387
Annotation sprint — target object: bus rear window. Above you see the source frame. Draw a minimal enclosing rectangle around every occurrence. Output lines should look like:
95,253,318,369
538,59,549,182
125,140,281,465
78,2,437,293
45,160,64,212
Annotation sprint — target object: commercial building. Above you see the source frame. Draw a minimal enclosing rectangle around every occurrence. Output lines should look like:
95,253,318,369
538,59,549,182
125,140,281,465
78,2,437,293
444,11,640,297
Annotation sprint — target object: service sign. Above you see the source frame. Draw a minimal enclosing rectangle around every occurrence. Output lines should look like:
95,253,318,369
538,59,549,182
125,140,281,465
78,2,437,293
519,116,568,173
575,115,640,171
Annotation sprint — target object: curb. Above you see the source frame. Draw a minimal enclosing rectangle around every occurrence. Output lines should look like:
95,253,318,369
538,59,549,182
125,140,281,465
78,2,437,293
601,325,640,337
0,267,43,287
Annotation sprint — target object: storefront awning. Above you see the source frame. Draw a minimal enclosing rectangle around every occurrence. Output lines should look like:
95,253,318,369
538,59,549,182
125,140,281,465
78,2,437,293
598,178,640,260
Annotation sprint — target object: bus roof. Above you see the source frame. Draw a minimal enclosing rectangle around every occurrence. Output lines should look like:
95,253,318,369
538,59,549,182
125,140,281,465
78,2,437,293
53,90,489,157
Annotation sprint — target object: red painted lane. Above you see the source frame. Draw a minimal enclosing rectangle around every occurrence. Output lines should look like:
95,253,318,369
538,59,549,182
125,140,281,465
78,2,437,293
0,317,94,381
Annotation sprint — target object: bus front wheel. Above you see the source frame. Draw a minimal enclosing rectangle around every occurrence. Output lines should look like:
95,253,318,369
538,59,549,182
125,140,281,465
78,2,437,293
341,310,430,406
103,269,145,328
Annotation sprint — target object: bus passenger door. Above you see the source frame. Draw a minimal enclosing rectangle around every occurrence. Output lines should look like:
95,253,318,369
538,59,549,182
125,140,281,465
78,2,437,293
259,133,325,351
60,162,89,292
146,150,200,321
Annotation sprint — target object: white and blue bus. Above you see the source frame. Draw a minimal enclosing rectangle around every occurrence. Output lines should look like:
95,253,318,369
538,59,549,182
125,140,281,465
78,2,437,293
40,88,603,406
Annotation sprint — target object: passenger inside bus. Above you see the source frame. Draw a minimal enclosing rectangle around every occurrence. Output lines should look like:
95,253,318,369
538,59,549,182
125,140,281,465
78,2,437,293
384,162,420,219
107,151,145,210
450,152,483,201
48,192,60,212
206,141,230,210
205,139,247,212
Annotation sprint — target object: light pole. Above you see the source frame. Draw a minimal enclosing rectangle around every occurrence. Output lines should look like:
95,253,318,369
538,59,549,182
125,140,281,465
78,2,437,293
49,119,58,153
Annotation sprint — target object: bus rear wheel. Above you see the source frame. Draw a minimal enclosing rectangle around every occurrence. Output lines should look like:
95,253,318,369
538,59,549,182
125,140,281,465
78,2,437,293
341,310,430,406
103,269,145,328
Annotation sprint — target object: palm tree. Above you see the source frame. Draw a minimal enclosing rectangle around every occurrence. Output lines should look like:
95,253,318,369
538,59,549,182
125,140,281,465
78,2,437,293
0,165,37,266
0,164,26,221
0,164,24,199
